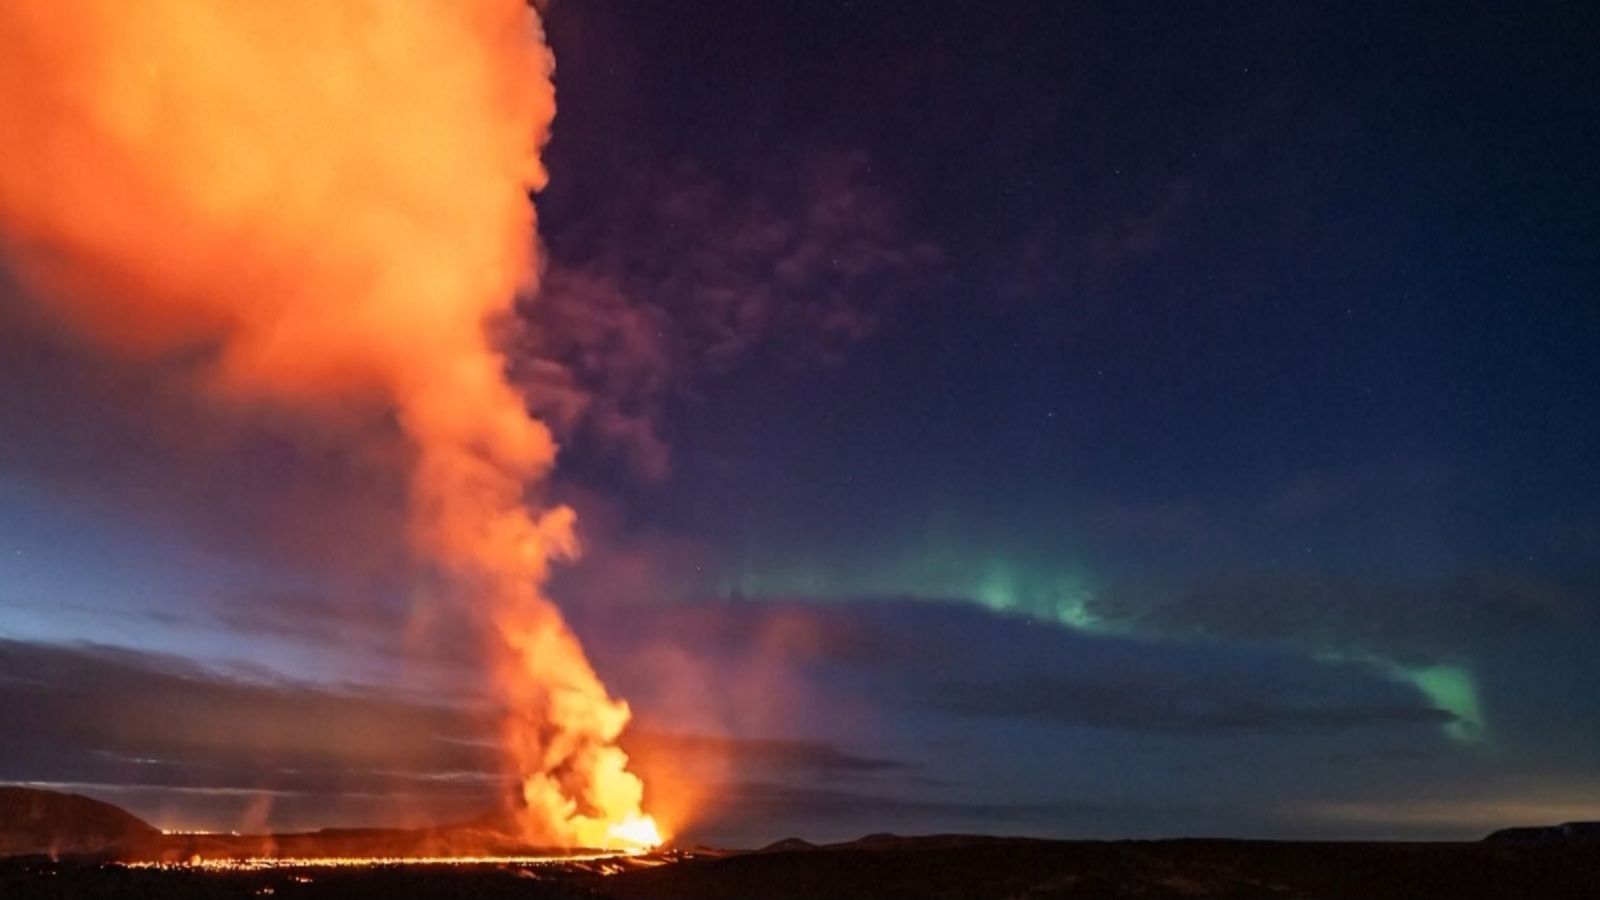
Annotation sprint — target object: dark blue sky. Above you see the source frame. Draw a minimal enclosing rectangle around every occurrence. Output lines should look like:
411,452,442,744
2,1,1598,845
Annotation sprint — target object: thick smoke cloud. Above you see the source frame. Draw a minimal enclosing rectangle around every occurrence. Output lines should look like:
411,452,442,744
0,0,650,846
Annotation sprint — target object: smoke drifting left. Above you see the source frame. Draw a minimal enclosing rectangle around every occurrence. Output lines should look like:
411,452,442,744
0,0,656,849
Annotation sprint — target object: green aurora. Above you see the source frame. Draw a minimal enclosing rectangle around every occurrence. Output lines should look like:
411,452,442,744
719,549,1487,744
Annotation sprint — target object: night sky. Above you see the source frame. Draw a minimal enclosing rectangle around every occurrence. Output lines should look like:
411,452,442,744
2,1,1598,846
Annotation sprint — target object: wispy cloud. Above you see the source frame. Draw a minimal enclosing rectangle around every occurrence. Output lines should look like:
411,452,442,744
516,150,940,478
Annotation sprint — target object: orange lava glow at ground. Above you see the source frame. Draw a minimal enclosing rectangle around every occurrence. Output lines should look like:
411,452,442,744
120,850,672,872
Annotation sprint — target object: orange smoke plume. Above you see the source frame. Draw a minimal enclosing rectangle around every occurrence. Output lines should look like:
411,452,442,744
0,0,655,848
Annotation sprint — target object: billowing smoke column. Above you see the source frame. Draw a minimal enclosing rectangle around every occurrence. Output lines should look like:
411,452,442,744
0,0,656,848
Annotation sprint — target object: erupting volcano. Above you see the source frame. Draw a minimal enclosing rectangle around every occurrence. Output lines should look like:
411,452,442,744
7,0,1597,897
0,0,658,852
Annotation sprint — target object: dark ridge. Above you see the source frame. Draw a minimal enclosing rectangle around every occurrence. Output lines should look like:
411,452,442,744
757,837,818,853
1484,822,1600,843
834,833,1020,851
0,787,159,857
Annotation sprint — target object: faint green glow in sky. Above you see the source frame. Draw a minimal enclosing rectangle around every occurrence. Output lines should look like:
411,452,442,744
1394,662,1486,743
971,560,1103,630
721,548,1485,743
722,548,1105,632
1309,650,1487,744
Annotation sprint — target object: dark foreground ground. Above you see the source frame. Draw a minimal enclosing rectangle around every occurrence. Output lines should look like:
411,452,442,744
5,835,1600,900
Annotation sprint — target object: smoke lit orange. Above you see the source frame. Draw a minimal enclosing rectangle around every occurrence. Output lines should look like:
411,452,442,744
0,0,656,848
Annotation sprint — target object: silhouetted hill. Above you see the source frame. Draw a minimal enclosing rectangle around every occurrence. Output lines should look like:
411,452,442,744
1484,821,1600,843
756,837,817,853
0,787,158,856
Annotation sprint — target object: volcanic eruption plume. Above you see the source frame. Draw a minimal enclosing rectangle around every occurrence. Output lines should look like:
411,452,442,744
0,0,657,848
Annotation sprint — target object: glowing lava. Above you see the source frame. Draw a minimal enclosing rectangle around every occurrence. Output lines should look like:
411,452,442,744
122,851,670,872
607,813,665,851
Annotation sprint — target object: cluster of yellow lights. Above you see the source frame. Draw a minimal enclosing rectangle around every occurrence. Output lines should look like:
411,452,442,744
121,850,657,872
122,814,666,874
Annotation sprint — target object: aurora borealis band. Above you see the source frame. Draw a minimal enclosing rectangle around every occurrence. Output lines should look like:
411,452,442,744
2,0,1599,846
718,551,1488,744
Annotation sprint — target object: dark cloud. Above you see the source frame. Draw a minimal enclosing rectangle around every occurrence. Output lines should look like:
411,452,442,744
2,587,1585,842
1090,570,1594,664
207,587,481,675
0,638,917,834
0,639,500,792
935,673,1453,735
563,597,1469,750
624,732,907,777
3,596,1475,837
